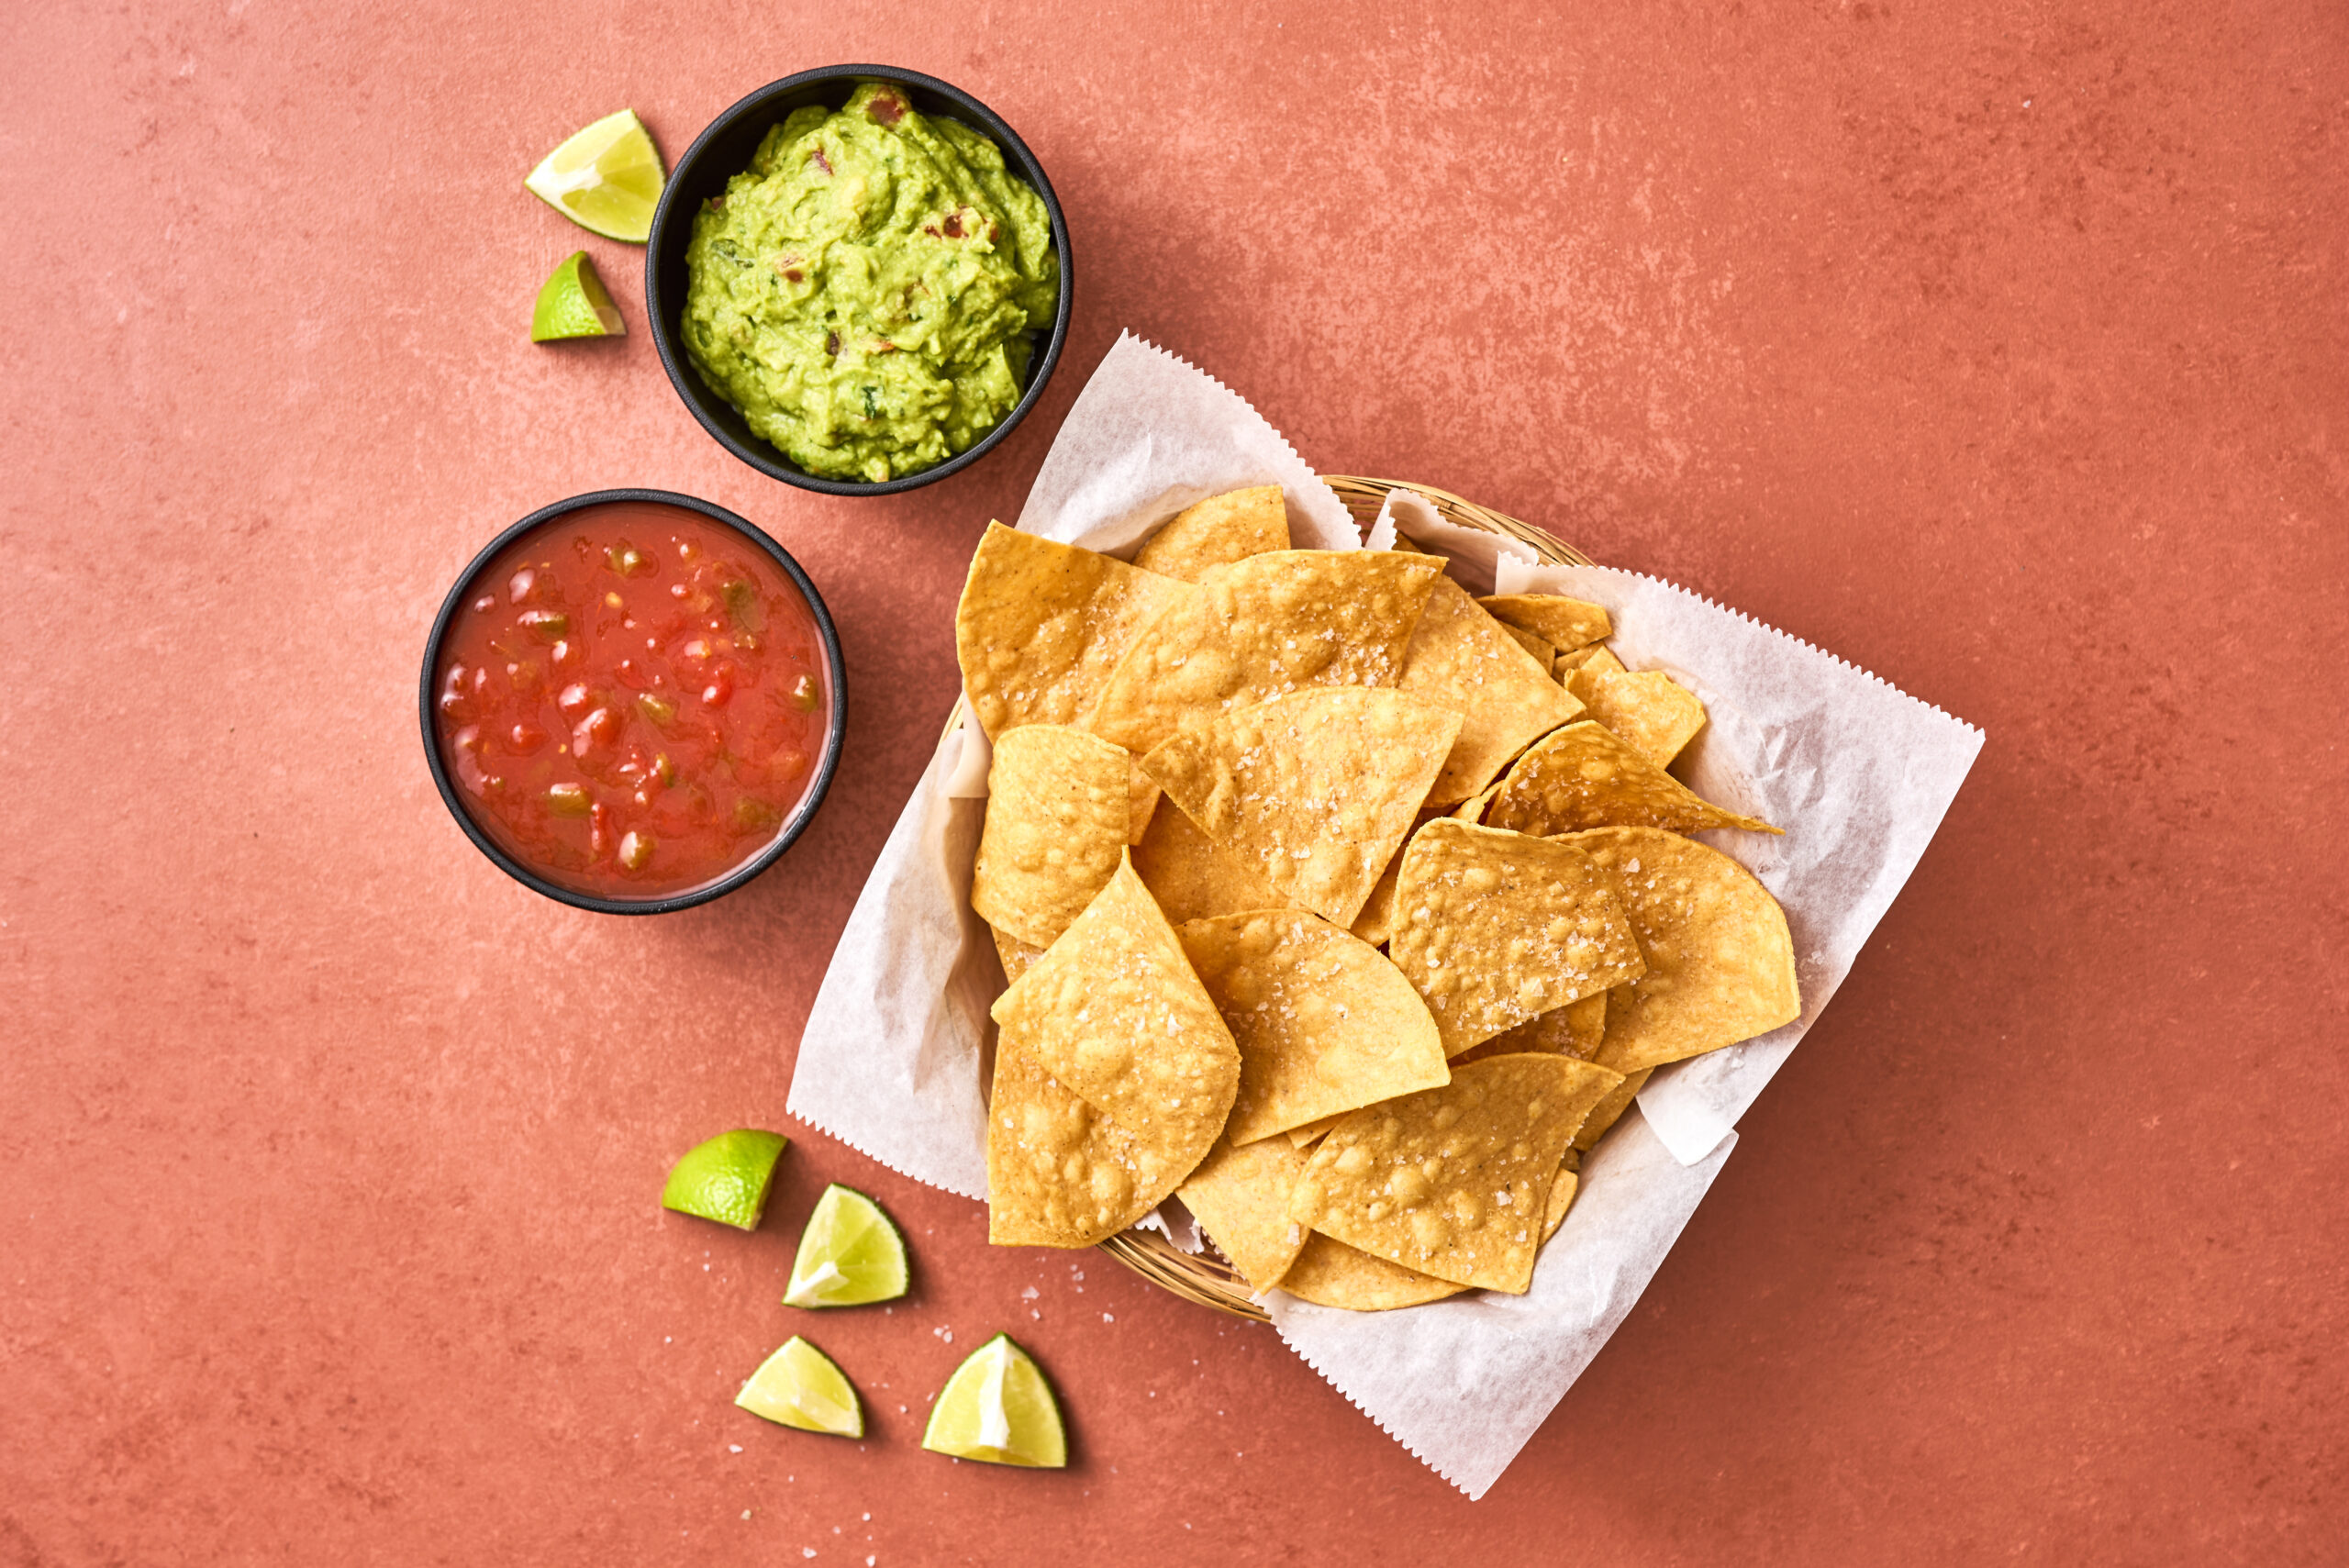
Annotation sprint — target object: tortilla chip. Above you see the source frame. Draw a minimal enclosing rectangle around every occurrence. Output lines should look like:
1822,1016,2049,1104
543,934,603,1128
1497,622,1555,664
1561,828,1801,1073
1276,1233,1464,1310
955,522,1189,739
992,924,1045,986
1386,820,1647,1056
1178,909,1450,1145
1089,551,1443,759
1574,1061,1651,1151
985,1041,1153,1247
991,856,1240,1183
1348,853,1402,947
1286,1112,1344,1150
1485,721,1780,836
1582,670,1707,767
1174,1134,1311,1293
1130,795,1285,924
1141,689,1461,928
1453,990,1609,1065
1290,1054,1623,1292
1450,781,1502,824
970,726,1131,949
1132,485,1291,583
1397,575,1583,806
1478,594,1612,653
1564,645,1628,704
1542,1166,1578,1244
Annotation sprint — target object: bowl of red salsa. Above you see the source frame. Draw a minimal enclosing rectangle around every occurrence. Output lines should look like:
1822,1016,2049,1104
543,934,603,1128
421,489,845,913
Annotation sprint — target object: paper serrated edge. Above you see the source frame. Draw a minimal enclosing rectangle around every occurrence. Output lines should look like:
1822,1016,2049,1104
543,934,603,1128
1266,1309,1491,1499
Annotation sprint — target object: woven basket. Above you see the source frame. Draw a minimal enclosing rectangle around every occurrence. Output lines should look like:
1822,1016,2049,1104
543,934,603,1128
975,476,1593,1320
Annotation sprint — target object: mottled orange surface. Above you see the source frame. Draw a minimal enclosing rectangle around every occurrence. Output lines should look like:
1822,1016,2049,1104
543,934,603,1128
6,4,2345,1564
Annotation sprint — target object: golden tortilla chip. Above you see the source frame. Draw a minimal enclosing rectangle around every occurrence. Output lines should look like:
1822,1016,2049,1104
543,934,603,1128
1485,721,1780,837
970,726,1131,949
1290,1054,1623,1292
955,523,1188,739
1562,827,1801,1073
1141,689,1460,928
991,855,1240,1182
985,1042,1153,1247
1397,575,1583,806
1177,909,1450,1145
1497,621,1555,664
1276,1233,1465,1310
1349,851,1403,947
1132,485,1290,582
1286,1112,1344,1150
1582,670,1707,767
992,924,1045,986
1542,1165,1578,1244
1089,551,1444,758
1175,1134,1311,1293
1386,820,1647,1056
1573,1061,1651,1151
1478,594,1612,652
1130,796,1285,924
1453,990,1609,1065
1125,773,1159,844
1564,644,1628,703
1450,781,1502,824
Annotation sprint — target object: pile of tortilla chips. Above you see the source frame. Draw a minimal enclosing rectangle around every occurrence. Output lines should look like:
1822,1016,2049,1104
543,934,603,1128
958,486,1800,1310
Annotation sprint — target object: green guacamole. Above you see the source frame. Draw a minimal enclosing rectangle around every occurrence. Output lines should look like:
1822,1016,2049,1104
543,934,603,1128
682,83,1060,483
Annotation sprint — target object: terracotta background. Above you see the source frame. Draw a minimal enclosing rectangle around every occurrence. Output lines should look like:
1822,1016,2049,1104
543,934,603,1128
6,1,2345,1562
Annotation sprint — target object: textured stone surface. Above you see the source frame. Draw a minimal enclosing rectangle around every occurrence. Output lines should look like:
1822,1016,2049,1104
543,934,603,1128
4,1,2345,1562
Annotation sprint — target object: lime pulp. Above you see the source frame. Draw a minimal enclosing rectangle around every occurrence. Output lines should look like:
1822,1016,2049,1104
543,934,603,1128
920,1333,1066,1468
785,1184,910,1308
736,1335,863,1438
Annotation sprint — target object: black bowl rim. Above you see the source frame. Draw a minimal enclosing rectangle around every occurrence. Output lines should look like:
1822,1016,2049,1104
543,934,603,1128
418,487,849,915
644,63,1074,496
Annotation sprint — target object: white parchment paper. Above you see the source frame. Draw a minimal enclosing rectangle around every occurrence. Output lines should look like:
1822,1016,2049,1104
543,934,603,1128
788,334,1982,1497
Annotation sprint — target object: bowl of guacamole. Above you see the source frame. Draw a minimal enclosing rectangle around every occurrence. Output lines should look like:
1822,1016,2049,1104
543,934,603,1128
648,68,1071,495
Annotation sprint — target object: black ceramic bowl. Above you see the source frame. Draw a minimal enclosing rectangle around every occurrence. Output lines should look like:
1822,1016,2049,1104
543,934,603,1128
419,488,847,915
646,65,1074,495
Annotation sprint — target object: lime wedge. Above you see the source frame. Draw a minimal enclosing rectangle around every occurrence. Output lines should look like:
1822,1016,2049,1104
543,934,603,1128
784,1184,910,1308
920,1333,1066,1468
530,250,625,341
660,1129,786,1230
525,108,664,243
736,1335,863,1439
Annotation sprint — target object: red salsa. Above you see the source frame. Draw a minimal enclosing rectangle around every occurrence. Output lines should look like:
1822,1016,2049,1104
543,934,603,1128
434,502,830,898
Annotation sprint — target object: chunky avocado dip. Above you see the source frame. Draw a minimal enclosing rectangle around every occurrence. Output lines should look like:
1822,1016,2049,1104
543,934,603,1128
682,83,1059,483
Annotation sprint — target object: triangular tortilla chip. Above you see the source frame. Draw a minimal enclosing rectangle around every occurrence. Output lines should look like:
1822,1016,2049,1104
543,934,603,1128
1450,781,1502,824
1088,551,1444,758
985,1041,1152,1247
1130,795,1284,925
1497,621,1554,664
1175,1134,1311,1293
1387,819,1647,1057
954,522,1188,739
1132,485,1290,582
991,924,1045,986
1581,670,1707,767
1141,688,1462,928
1453,990,1608,1065
1554,641,1616,677
1542,1164,1578,1244
1177,909,1450,1145
1290,1054,1623,1292
1563,644,1627,702
990,855,1238,1183
1286,1112,1344,1150
1485,721,1780,836
1275,1233,1464,1310
1574,1060,1651,1151
1478,594,1612,652
971,726,1132,949
1397,575,1583,806
1561,828,1800,1073
1349,851,1404,947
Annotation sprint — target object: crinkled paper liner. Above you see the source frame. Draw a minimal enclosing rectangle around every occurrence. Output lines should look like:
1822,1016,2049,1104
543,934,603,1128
787,332,1982,1497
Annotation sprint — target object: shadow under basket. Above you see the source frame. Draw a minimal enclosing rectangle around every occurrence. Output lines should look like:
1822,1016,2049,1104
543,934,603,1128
988,475,1598,1320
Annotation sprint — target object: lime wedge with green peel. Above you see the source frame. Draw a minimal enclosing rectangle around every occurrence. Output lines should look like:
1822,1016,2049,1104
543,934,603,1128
736,1335,863,1438
660,1129,786,1230
525,108,665,242
784,1184,910,1308
530,250,625,341
920,1333,1066,1468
